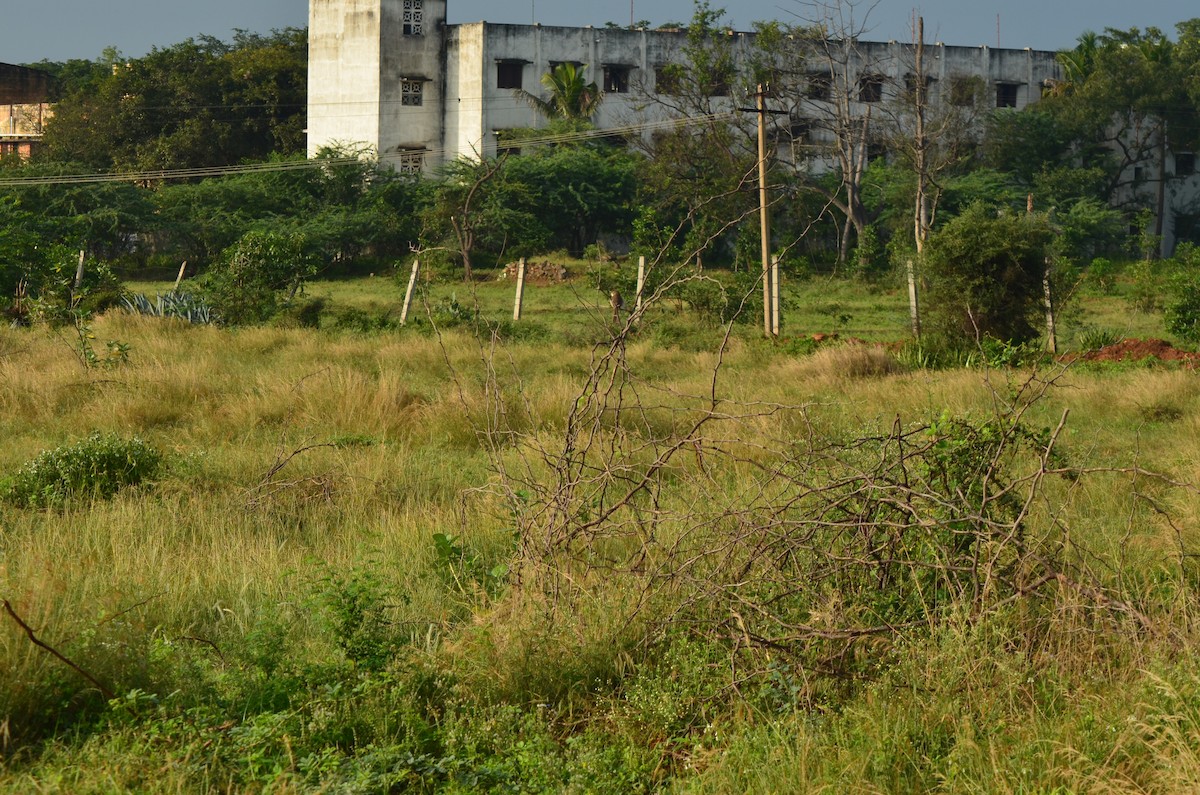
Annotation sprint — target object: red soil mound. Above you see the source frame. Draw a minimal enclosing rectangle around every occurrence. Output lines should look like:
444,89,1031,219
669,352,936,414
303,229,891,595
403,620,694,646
1079,338,1200,364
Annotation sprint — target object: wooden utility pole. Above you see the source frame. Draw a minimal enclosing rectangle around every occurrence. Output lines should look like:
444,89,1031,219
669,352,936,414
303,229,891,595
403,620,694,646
739,86,786,336
756,84,773,337
771,255,780,337
73,250,85,292
173,261,188,292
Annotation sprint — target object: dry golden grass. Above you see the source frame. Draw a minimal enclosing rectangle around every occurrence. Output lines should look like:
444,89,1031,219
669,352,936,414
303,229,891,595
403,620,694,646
4,304,1200,791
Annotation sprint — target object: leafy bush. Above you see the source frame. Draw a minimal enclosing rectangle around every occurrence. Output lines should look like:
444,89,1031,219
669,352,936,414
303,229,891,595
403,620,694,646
922,204,1054,349
199,229,318,325
4,432,162,508
1164,244,1200,343
1088,257,1119,294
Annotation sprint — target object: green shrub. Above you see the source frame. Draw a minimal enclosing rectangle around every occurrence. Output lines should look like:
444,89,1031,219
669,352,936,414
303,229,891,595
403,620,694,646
1078,325,1121,351
200,229,319,325
4,433,162,508
1089,257,1119,294
1164,244,1200,343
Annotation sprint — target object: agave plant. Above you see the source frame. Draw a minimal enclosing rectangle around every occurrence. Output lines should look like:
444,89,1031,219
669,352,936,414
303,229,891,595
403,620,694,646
121,291,215,324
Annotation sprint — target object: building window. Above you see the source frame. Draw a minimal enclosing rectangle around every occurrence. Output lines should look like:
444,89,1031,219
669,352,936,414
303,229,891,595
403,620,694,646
1177,153,1196,177
903,73,934,100
549,60,584,72
949,76,977,107
604,65,631,94
857,74,884,103
1134,166,1145,182
402,0,423,35
806,72,831,101
396,149,424,174
655,66,682,95
706,73,731,97
995,82,1019,108
497,62,523,90
401,79,423,106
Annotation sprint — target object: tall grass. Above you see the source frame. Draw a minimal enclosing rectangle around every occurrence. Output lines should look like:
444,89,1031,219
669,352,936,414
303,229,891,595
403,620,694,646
2,285,1200,791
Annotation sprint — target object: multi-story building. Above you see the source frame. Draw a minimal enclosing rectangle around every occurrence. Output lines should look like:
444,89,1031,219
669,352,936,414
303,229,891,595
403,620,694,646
307,0,1061,169
306,1,1199,252
0,63,53,159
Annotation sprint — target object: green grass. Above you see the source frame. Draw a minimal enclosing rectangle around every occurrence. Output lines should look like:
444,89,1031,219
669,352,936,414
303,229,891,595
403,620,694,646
3,269,1199,791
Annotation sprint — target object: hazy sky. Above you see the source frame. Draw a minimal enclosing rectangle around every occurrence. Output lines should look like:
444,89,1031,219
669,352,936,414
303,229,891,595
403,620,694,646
3,0,1197,64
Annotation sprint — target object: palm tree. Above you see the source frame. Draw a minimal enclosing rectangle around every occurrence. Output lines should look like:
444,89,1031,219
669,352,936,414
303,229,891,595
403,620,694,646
514,62,604,121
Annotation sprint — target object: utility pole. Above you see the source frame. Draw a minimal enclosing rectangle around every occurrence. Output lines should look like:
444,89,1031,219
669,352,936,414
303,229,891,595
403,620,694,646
741,84,786,337
757,84,772,337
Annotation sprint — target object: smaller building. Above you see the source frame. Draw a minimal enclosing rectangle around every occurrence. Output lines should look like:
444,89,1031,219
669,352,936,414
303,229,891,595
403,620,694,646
0,63,54,158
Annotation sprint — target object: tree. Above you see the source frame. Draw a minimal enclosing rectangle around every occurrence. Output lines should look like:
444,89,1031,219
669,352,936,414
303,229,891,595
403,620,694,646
199,229,318,325
632,2,763,266
1043,24,1200,255
503,139,639,255
515,63,603,121
39,30,307,171
420,156,549,280
922,204,1055,349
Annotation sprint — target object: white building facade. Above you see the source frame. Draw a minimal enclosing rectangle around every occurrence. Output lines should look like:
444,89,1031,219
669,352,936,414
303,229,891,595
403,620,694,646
304,1,1200,255
308,0,1062,170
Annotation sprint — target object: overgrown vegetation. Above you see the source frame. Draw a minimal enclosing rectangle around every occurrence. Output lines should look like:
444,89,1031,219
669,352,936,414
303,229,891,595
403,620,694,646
3,6,1200,791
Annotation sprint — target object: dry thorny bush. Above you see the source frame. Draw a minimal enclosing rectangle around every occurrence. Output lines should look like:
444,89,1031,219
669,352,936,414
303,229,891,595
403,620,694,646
440,281,1200,703
439,266,1198,705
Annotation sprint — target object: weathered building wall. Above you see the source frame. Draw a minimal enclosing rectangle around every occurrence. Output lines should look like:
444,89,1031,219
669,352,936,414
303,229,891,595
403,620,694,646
306,4,1066,169
307,0,386,155
0,64,53,158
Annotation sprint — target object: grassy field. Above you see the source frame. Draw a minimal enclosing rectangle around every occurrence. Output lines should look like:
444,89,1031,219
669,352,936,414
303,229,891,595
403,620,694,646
2,268,1199,792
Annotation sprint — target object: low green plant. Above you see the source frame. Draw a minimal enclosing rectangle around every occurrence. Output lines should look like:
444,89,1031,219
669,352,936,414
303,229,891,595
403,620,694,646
1164,244,1200,343
4,432,162,508
315,564,406,671
1077,325,1121,351
1088,257,1119,294
120,291,215,324
69,315,131,370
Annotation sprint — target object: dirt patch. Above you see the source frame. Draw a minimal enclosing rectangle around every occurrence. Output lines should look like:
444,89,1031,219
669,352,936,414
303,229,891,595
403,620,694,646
1077,338,1200,365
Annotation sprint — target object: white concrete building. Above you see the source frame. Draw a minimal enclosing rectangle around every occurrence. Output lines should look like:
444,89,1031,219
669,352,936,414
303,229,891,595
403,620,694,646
307,0,1063,172
304,1,1200,254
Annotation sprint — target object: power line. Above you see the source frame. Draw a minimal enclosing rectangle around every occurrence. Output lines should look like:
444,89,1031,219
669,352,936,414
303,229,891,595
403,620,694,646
0,111,739,187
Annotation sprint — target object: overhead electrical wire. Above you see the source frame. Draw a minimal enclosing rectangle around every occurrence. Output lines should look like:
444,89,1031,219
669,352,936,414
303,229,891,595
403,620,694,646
0,110,739,187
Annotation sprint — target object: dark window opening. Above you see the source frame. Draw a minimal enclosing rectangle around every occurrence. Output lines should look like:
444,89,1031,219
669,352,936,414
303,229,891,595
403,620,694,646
1176,153,1196,177
604,66,631,93
858,74,884,103
949,77,977,107
806,72,831,101
655,66,682,95
549,60,584,73
1134,166,1146,182
494,130,522,156
497,62,523,90
707,74,731,97
903,73,934,100
996,82,1020,108
1175,212,1200,247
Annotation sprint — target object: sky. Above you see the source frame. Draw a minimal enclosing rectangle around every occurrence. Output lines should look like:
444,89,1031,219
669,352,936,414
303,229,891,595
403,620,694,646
2,0,1197,64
